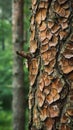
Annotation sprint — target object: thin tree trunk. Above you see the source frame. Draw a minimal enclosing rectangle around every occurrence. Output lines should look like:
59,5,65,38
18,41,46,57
1,38,5,50
1,16,5,50
12,0,25,130
29,0,73,130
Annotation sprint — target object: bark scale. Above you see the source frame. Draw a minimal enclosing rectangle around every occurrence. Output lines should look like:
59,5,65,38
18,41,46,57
29,0,73,130
12,0,25,130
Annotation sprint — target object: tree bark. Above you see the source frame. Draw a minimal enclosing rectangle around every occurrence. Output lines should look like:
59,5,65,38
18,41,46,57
29,0,73,130
12,0,25,130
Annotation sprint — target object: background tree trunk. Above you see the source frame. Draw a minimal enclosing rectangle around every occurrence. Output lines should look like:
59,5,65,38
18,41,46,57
29,0,73,130
12,0,25,130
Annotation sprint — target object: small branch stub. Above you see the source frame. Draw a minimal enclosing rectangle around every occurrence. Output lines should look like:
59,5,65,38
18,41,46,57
16,51,32,59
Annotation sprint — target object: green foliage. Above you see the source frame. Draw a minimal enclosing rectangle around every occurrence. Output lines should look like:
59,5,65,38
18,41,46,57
0,110,12,130
0,5,12,129
25,108,29,130
24,0,31,45
0,0,11,20
0,0,31,130
0,19,12,111
0,19,11,42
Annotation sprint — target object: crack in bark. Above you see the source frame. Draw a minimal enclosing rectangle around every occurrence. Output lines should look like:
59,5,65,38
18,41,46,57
55,20,72,130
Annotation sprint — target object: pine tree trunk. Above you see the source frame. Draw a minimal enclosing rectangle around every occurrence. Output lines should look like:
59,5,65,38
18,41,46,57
12,0,25,130
29,0,73,130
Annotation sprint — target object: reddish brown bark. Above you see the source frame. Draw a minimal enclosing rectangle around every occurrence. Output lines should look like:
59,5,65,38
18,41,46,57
29,0,73,130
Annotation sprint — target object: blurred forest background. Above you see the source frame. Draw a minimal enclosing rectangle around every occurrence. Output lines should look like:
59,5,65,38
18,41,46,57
0,0,30,130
